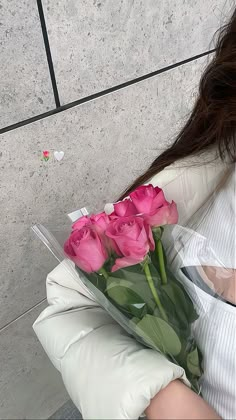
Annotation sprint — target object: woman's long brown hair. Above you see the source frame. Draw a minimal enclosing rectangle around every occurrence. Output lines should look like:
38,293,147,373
120,8,236,200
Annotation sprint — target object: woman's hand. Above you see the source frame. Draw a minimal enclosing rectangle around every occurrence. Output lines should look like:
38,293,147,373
145,380,221,419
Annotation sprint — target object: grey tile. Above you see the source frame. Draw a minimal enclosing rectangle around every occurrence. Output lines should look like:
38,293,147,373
0,54,207,329
0,302,69,419
42,0,232,104
0,223,58,329
0,0,55,129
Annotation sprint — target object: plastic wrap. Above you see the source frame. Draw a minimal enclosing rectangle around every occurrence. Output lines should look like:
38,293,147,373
32,168,235,395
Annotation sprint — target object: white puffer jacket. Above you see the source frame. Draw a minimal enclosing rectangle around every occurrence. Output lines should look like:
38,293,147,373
33,155,228,419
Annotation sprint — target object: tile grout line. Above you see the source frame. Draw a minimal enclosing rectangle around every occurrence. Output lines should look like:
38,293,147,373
37,0,61,108
0,297,47,334
0,48,215,135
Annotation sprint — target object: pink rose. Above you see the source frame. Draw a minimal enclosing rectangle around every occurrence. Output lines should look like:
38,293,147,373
112,199,137,217
64,226,108,273
130,184,167,214
130,184,178,227
72,215,90,231
90,212,120,255
145,201,178,227
106,216,154,272
72,212,109,233
72,212,117,255
90,212,110,233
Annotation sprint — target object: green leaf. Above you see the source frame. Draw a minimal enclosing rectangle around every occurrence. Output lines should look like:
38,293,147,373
130,317,140,325
162,280,198,325
87,272,107,293
162,282,188,311
106,279,139,304
161,283,189,328
106,279,148,318
106,274,156,312
135,314,182,356
187,347,202,377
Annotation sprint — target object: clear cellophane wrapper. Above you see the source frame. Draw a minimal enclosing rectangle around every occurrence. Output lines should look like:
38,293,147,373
32,166,235,394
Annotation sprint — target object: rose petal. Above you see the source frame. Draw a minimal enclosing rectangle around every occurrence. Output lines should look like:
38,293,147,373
113,199,137,217
111,256,145,272
145,201,178,227
64,227,108,273
144,223,155,251
106,216,150,261
130,184,168,215
72,215,90,231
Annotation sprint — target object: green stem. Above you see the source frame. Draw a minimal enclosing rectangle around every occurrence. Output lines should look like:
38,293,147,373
98,267,109,280
156,239,168,285
143,262,168,322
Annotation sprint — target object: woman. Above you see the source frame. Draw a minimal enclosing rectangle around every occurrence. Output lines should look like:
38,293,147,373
33,9,235,420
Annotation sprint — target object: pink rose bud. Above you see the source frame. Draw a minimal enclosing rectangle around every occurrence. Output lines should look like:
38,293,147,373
90,212,110,233
130,184,178,227
90,213,116,253
72,215,90,231
106,216,154,272
72,212,115,255
112,198,137,218
64,227,108,273
145,201,178,227
130,184,167,214
43,150,50,158
72,212,109,234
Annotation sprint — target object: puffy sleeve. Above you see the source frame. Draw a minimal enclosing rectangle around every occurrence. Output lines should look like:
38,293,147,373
33,260,188,419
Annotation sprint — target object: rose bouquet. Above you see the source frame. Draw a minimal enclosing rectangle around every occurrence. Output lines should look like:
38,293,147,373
63,184,202,392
